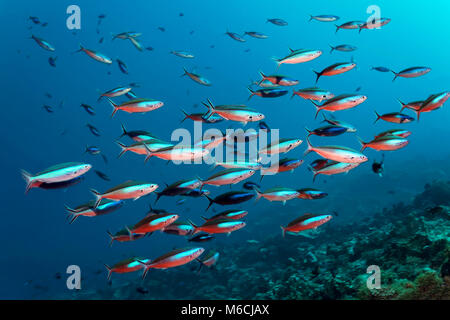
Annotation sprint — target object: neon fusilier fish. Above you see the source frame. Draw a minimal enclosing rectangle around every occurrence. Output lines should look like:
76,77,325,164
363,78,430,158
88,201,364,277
200,168,255,187
202,209,248,222
321,114,357,132
374,111,414,124
202,99,265,125
180,110,224,124
106,227,147,247
329,44,357,54
266,18,288,26
357,135,409,152
86,123,100,136
305,125,348,137
21,162,92,193
259,138,303,155
313,62,356,83
30,35,55,51
116,59,128,74
309,15,339,22
304,138,368,164
297,188,328,200
189,218,246,235
257,72,298,86
129,213,179,234
171,51,194,58
42,105,53,113
309,160,360,182
98,86,133,101
144,145,208,162
359,18,391,32
204,191,255,211
416,92,450,120
291,87,334,102
81,103,95,115
163,220,195,236
374,129,411,139
37,176,84,190
74,44,112,64
188,233,214,242
105,97,164,117
391,66,431,81
310,94,367,119
244,31,268,39
90,180,159,208
85,145,101,155
213,161,262,170
29,16,40,24
371,66,391,73
65,199,123,224
154,179,202,203
274,48,322,68
255,187,300,205
281,214,332,237
116,140,174,158
137,247,205,279
335,21,365,33
94,170,110,181
104,257,150,280
260,158,303,180
120,124,158,142
182,68,211,86
225,30,246,42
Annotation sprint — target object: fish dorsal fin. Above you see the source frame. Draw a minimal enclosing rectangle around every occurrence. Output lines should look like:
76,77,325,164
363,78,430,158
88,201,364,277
289,48,295,53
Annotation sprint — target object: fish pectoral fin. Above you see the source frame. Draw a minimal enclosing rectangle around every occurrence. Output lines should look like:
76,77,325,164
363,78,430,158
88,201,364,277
240,121,248,126
133,196,141,201
282,200,286,206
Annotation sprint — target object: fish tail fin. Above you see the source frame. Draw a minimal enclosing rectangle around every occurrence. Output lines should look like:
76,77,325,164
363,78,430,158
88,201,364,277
391,71,398,82
291,90,297,100
143,143,153,163
356,136,367,152
20,169,34,194
104,264,113,281
271,57,281,69
120,123,127,137
258,70,266,85
116,141,128,158
125,226,134,241
187,219,199,234
312,172,319,183
103,97,119,118
254,188,262,202
335,24,340,34
90,189,102,208
180,109,189,123
329,44,335,54
247,86,255,100
313,71,321,84
106,230,115,247
181,67,188,77
72,43,84,54
154,192,161,204
358,26,363,33
308,15,313,22
374,111,381,124
304,137,314,156
204,195,214,211
280,226,286,238
305,127,312,136
136,259,152,280
416,110,421,122
200,216,208,221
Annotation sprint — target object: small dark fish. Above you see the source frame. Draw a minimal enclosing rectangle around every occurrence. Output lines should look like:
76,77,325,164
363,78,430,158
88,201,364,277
98,14,106,19
305,125,347,137
179,13,184,17
244,49,251,53
267,18,288,26
136,287,149,294
81,103,95,115
371,66,391,73
248,87,288,99
44,92,52,99
48,56,57,67
43,105,53,113
117,59,128,74
129,82,141,88
87,123,100,136
29,16,40,24
355,86,361,92
387,190,396,195
54,272,62,279
94,170,110,181
41,22,48,27
85,145,101,155
189,30,195,35
176,199,186,205
426,206,445,215
98,37,104,44
188,233,214,242
243,182,260,190
372,154,384,177
157,27,165,32
225,31,246,42
258,121,270,132
210,45,215,48
205,191,254,211
148,205,168,215
146,47,154,51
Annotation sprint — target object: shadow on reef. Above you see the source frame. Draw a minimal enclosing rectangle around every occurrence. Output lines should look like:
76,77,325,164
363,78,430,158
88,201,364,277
66,180,450,300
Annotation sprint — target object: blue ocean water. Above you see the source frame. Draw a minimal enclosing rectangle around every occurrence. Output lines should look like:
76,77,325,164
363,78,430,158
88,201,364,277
0,0,449,299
